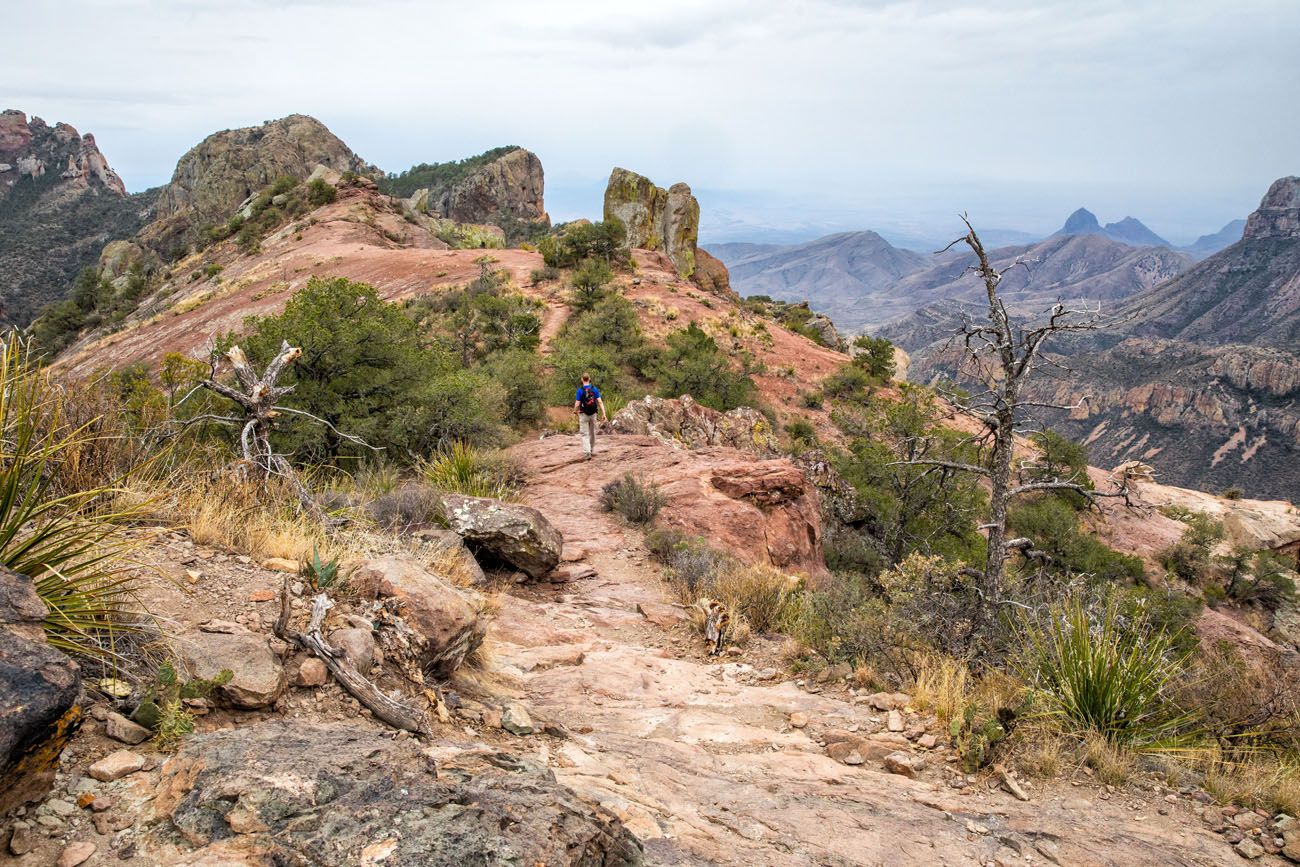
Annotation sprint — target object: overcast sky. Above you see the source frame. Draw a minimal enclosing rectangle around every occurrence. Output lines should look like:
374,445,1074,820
7,0,1298,245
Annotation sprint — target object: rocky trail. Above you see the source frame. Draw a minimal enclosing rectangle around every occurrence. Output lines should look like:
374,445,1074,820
485,432,1260,866
4,430,1287,866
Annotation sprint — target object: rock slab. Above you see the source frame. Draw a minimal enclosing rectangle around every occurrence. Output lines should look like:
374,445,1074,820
439,494,562,579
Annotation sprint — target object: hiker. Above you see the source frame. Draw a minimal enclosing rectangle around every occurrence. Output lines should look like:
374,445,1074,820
573,373,607,459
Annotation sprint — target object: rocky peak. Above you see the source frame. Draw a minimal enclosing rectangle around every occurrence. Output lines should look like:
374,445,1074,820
603,167,700,278
1243,176,1300,240
142,113,371,251
406,147,548,229
0,108,125,197
1059,207,1102,234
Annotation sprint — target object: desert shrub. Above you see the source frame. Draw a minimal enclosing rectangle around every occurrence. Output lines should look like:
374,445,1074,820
785,417,817,447
1220,487,1245,500
570,258,613,311
598,473,665,525
365,483,443,531
850,335,896,380
821,363,876,402
236,276,508,462
419,442,522,500
1017,600,1188,745
833,387,986,565
538,220,627,268
653,323,757,411
529,266,559,285
407,261,542,365
1159,513,1225,584
1223,548,1297,610
822,529,887,576
306,178,336,207
481,348,547,425
1173,641,1300,754
1008,497,1144,583
0,338,151,658
1113,585,1203,657
710,562,799,633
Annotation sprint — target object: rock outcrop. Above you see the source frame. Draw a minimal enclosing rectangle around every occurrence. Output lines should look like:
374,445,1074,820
611,395,778,456
417,147,548,228
149,722,643,865
603,168,700,278
0,109,152,325
141,114,371,251
1243,176,1300,241
0,567,82,813
349,556,487,674
439,494,563,579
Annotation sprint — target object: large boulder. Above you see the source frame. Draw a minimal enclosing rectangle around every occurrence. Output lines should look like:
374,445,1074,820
439,494,562,579
0,567,82,813
174,628,285,709
610,395,779,456
350,556,487,674
603,167,700,278
150,722,642,865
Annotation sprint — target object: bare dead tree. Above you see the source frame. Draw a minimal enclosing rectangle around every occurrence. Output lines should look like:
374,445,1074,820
895,216,1136,613
177,341,379,509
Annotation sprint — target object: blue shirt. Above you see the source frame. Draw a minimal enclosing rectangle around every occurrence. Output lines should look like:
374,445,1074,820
576,384,601,403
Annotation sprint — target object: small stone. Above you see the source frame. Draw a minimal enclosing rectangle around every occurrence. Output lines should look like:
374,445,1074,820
262,557,298,573
46,798,77,817
1223,828,1245,844
8,826,35,855
1234,812,1268,831
248,589,276,602
501,702,534,735
105,712,151,745
883,751,917,778
1234,838,1264,859
92,813,112,835
226,805,269,834
842,750,865,765
965,819,990,835
56,841,97,867
88,704,109,722
76,792,95,809
88,750,145,782
327,627,376,671
294,657,328,687
90,797,112,813
886,710,905,732
185,568,202,584
918,734,939,749
789,712,808,729
1063,798,1092,811
483,706,503,729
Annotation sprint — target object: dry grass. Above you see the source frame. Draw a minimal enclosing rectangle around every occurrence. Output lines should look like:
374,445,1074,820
1084,734,1133,786
1202,755,1300,816
1009,722,1069,779
912,655,970,722
707,562,800,633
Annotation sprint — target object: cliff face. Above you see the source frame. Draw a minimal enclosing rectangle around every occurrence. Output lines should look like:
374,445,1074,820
140,114,371,252
418,147,548,229
0,110,152,325
603,168,700,278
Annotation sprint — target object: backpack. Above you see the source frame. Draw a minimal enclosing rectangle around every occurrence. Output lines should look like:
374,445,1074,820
579,385,599,415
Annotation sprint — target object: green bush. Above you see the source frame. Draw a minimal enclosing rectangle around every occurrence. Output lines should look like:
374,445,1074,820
850,335,896,380
785,417,817,446
482,348,547,425
1008,497,1144,582
307,178,337,207
235,276,507,462
653,323,757,412
599,473,666,524
821,363,876,402
539,220,627,268
570,258,613,311
1159,513,1225,584
1017,600,1188,745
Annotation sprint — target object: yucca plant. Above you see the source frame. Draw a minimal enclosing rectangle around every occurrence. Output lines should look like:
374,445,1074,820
1017,599,1190,746
419,442,520,500
0,337,148,658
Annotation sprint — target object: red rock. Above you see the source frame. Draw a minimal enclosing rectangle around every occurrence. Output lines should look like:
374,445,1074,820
248,589,276,602
637,601,686,628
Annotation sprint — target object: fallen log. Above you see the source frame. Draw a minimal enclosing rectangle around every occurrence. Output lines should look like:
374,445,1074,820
275,581,430,735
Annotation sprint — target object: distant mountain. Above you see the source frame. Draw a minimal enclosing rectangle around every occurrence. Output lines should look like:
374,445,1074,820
1183,219,1246,259
901,177,1300,499
708,231,928,330
0,109,156,325
1054,207,1171,248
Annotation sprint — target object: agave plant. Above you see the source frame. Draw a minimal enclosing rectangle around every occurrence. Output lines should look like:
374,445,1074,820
0,337,148,658
1017,599,1190,746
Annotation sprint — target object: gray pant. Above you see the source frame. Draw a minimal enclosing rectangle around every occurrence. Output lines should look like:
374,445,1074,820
578,413,598,455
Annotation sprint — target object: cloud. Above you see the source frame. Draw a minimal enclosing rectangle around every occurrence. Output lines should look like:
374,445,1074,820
4,0,1296,241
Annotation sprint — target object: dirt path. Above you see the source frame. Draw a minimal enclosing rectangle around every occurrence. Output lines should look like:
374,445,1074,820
492,433,1255,866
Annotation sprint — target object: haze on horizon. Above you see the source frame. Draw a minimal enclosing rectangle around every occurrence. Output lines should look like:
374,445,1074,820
6,0,1297,246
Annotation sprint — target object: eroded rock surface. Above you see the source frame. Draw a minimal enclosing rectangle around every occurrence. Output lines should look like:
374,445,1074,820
149,722,642,866
611,395,778,456
603,167,700,277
